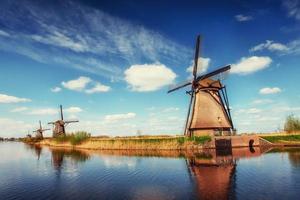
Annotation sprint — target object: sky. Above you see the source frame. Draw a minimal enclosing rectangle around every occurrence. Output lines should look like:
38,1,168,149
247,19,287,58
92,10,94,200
0,0,300,138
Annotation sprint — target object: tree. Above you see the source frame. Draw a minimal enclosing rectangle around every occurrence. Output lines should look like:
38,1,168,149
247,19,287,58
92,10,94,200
284,114,300,133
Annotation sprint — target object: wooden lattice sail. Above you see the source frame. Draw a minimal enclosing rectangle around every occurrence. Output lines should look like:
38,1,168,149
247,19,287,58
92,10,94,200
48,105,79,137
168,35,234,137
33,120,50,139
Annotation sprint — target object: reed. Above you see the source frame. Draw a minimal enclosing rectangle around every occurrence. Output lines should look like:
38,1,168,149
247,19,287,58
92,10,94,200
41,135,212,150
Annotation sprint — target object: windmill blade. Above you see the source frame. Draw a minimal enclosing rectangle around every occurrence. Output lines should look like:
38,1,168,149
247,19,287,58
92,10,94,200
168,80,192,93
196,65,231,82
42,129,51,131
33,130,37,133
193,35,201,81
48,122,55,125
210,69,230,81
184,92,195,136
39,120,42,129
60,105,64,121
65,120,79,124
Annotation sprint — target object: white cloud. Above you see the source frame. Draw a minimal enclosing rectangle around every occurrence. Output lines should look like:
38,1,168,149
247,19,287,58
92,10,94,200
259,87,282,94
0,1,191,79
31,31,89,53
0,29,9,37
250,40,289,52
235,108,261,115
250,39,300,55
0,93,31,103
124,63,177,92
282,0,300,20
186,57,210,75
247,108,262,114
85,82,111,94
27,106,83,115
0,118,33,138
104,113,136,122
162,107,180,112
28,108,57,115
10,107,28,113
231,56,272,75
235,14,253,22
64,107,83,114
62,76,92,91
50,87,62,93
252,99,273,105
61,76,110,94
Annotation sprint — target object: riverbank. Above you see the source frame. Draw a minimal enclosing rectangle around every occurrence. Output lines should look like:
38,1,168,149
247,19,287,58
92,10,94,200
38,135,212,150
24,133,300,150
261,134,300,146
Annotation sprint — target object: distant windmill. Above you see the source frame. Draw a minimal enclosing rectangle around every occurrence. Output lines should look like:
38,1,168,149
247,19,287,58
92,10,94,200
168,35,234,137
33,120,50,139
48,105,79,137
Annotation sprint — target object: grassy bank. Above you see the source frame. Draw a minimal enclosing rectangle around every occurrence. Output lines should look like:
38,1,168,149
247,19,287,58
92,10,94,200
39,135,212,150
261,134,300,144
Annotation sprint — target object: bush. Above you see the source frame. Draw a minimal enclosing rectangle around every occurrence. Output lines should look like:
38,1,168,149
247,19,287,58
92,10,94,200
176,136,211,145
54,131,91,145
284,114,300,133
69,131,91,145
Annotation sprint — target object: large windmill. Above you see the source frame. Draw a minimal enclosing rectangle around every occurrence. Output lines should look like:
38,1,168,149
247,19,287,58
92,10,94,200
33,120,50,139
168,35,234,137
48,105,79,137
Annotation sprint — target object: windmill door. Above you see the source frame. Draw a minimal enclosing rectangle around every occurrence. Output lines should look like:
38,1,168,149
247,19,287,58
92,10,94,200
215,138,232,149
215,138,232,156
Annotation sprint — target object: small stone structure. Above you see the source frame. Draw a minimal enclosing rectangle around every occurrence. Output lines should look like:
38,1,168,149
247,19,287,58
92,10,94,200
205,135,267,148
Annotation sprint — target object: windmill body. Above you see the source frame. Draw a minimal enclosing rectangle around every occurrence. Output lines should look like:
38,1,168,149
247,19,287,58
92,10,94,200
190,78,233,136
168,35,234,137
33,121,50,139
48,105,79,138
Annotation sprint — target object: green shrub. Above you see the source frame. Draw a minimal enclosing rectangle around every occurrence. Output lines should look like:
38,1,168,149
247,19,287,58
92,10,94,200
69,131,91,145
177,137,185,144
54,131,91,145
284,114,300,133
176,136,211,145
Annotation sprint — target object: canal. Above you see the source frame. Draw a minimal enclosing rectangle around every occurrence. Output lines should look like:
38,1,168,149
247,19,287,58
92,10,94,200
0,142,300,200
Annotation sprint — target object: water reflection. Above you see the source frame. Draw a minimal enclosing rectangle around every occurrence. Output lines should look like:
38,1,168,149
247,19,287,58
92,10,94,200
289,152,300,167
19,144,300,200
50,148,90,171
25,144,42,160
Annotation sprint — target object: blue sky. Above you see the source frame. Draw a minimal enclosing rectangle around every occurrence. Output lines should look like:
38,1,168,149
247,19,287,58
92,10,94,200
0,0,300,137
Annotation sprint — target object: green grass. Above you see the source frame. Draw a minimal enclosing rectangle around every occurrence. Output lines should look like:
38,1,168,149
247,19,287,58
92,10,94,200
176,136,211,145
92,136,211,146
262,135,300,143
54,131,91,145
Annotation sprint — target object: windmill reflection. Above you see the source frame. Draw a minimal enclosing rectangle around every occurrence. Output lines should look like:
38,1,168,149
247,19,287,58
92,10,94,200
26,144,43,160
50,148,90,171
289,151,300,167
187,147,270,200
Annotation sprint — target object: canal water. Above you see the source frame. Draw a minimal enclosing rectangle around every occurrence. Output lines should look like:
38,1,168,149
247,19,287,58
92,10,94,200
0,142,300,200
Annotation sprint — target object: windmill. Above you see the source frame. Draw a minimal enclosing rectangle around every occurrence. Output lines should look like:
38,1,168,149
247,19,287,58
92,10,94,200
168,35,234,137
48,105,79,137
33,120,50,139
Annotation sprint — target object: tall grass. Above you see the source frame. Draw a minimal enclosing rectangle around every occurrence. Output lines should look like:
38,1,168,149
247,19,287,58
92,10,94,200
284,114,300,133
54,131,91,145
